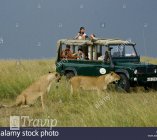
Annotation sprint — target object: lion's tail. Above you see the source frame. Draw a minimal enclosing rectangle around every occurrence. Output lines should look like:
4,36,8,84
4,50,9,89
0,104,17,108
0,94,25,109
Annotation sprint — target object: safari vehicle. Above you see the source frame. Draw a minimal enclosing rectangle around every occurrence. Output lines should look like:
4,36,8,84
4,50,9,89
55,38,157,92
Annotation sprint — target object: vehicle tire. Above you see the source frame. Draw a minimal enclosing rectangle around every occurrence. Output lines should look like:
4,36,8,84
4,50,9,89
152,83,157,91
65,71,75,79
116,74,130,92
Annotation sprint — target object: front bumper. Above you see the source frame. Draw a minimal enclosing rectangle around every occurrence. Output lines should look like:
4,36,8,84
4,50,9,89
130,73,157,84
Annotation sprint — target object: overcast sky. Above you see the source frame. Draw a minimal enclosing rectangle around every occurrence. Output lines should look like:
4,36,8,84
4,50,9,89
0,0,157,59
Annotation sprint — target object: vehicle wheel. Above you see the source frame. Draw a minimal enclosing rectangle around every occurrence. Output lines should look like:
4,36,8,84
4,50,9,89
65,71,75,79
116,74,130,92
152,83,157,91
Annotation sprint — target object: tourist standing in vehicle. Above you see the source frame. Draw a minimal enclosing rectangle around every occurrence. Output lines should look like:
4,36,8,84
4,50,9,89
75,27,87,40
90,34,96,40
75,27,89,58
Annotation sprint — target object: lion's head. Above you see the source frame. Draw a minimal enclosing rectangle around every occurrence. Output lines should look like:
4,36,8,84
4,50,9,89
104,72,120,84
48,72,61,82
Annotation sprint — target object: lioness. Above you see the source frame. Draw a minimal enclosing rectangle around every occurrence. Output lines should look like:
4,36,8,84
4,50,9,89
0,72,61,109
69,72,120,94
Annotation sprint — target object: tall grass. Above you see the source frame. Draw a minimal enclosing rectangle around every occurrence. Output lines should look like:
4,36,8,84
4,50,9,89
0,59,54,98
0,57,157,127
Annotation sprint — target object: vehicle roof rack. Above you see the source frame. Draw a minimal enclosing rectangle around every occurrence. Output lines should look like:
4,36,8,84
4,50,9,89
57,38,135,47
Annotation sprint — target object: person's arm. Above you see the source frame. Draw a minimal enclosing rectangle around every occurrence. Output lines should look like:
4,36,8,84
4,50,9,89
72,53,79,59
75,33,80,39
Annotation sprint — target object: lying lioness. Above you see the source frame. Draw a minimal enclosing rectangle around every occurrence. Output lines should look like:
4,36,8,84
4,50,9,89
69,72,120,94
0,72,61,110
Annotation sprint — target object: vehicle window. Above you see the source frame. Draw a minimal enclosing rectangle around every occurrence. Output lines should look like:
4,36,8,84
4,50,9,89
98,46,108,61
59,45,111,61
60,45,89,60
111,45,136,57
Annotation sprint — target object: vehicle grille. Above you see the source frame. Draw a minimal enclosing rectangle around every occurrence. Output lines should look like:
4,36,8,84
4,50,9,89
137,67,155,74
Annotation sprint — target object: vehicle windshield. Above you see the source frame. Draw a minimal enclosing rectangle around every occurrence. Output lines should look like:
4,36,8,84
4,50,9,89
110,45,137,57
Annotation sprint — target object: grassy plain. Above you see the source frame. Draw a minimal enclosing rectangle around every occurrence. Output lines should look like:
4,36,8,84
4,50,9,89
0,57,157,127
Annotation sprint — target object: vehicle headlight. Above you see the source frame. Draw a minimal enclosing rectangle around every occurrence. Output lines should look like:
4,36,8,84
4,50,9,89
134,77,137,81
134,69,138,74
155,69,157,74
